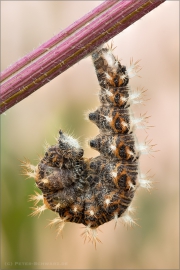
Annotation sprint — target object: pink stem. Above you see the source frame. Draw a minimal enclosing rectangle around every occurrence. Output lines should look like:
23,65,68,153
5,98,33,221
1,0,117,83
0,0,165,114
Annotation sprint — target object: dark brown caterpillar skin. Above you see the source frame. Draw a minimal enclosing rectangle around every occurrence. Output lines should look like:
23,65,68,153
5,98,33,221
100,86,130,108
92,48,129,87
89,107,132,134
33,46,140,230
89,133,139,161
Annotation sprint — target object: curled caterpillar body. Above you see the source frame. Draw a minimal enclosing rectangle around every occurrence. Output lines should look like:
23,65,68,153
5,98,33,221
24,44,154,245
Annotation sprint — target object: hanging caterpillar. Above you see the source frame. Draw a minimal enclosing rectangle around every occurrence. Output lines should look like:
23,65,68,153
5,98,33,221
22,44,154,246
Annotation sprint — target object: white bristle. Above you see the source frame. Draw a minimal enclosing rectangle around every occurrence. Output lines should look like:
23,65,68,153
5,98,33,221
127,204,136,214
105,89,113,97
29,204,47,218
105,115,112,122
105,72,111,81
102,51,116,67
29,192,43,205
139,179,152,190
127,58,141,78
21,159,38,179
104,198,111,206
110,144,116,151
43,140,50,152
48,216,67,237
131,112,150,130
121,213,138,227
111,171,117,178
81,225,101,248
136,137,157,156
129,87,147,105
114,212,119,229
63,134,80,149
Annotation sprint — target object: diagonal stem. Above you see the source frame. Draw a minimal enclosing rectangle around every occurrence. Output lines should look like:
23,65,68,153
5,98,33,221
1,0,117,83
0,0,165,114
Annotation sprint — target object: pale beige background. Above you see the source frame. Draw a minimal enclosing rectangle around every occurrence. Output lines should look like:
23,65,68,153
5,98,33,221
1,1,179,269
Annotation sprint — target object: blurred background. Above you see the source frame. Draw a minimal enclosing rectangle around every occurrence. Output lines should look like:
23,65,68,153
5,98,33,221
1,1,179,269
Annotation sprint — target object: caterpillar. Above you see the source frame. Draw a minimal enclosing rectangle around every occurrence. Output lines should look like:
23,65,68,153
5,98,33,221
22,44,154,246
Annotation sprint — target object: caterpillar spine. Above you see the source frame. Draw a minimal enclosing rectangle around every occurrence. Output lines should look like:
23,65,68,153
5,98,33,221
22,44,154,246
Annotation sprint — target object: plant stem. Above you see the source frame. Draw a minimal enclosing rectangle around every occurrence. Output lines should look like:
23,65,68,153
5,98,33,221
0,0,165,114
1,1,117,83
